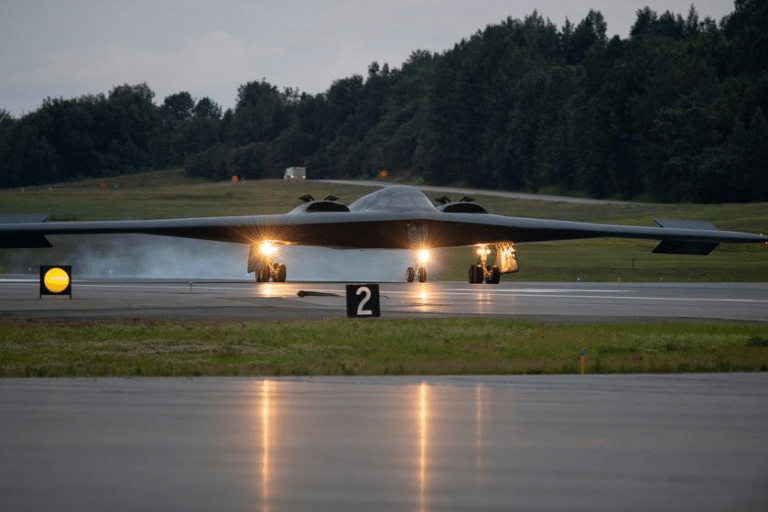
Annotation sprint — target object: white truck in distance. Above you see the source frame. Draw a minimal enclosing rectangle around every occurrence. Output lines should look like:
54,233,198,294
284,167,306,181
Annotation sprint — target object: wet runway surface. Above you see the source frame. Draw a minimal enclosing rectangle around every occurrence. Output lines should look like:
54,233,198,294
2,277,768,322
3,278,767,510
1,374,767,511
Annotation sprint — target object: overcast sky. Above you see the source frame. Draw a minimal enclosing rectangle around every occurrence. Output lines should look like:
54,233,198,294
1,0,736,117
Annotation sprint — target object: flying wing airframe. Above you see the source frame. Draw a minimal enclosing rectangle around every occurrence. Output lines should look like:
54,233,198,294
1,185,766,284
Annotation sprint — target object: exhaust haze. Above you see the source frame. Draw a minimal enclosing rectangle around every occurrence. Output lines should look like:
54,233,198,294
16,234,444,281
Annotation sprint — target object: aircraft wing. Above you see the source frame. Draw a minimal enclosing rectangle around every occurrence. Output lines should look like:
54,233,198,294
5,185,764,284
1,208,766,255
414,213,767,255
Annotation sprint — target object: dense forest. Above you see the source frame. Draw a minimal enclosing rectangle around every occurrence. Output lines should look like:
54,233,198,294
1,1,766,203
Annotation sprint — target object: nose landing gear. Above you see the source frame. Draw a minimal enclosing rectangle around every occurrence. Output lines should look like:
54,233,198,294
406,265,427,283
406,248,430,283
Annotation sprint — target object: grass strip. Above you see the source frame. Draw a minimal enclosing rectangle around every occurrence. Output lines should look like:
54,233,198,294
1,318,767,377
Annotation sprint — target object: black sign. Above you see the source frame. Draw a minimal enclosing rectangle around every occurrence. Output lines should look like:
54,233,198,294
346,284,380,318
40,266,72,298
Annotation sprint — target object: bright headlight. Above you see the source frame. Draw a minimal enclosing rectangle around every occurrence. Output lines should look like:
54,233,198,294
417,249,430,264
260,241,278,257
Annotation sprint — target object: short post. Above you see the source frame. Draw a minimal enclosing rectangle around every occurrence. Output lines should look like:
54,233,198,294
580,349,586,376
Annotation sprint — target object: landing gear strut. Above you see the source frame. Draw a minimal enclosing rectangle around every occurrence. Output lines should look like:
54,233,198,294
256,262,287,283
468,243,517,284
406,266,427,283
468,264,500,284
406,248,430,283
249,241,287,282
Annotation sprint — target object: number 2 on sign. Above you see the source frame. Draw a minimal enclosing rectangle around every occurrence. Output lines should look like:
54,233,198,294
356,286,373,315
346,283,380,318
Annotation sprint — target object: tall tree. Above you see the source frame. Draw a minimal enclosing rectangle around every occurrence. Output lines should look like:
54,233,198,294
232,79,288,145
160,92,195,123
193,97,223,120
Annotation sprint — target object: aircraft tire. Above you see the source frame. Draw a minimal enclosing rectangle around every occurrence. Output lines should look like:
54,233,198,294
487,265,501,284
418,266,427,283
277,264,287,282
406,267,415,283
469,265,484,284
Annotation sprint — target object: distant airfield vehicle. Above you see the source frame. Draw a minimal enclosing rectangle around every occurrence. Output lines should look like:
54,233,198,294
283,167,306,182
1,185,767,283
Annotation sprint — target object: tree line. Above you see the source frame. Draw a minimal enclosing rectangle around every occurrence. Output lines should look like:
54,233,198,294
1,1,766,203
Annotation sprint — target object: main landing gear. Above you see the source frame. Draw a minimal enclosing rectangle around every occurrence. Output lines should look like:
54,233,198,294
250,241,287,282
468,263,500,284
468,243,518,284
256,262,287,283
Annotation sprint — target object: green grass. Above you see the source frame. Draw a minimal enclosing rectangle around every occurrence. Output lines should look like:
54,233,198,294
0,170,766,281
1,317,767,377
0,170,382,220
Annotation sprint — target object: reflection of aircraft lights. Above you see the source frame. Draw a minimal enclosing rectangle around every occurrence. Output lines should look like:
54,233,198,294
418,286,429,304
418,382,429,511
260,241,278,257
257,282,282,298
417,249,430,264
476,384,483,474
262,380,271,503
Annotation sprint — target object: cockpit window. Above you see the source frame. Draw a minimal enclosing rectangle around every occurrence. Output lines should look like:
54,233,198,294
349,186,436,212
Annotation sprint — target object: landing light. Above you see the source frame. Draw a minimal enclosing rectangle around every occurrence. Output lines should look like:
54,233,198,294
260,241,278,257
417,249,430,264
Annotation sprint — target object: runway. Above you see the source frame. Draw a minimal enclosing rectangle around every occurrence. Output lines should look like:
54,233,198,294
1,276,767,322
1,374,767,511
5,181,767,510
2,280,768,510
